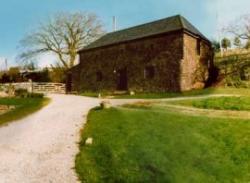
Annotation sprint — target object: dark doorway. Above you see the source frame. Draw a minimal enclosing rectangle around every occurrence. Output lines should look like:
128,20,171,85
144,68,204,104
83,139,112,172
117,68,128,90
66,72,72,93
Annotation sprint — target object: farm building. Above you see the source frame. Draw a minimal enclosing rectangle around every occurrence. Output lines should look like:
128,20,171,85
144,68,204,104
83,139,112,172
68,15,213,93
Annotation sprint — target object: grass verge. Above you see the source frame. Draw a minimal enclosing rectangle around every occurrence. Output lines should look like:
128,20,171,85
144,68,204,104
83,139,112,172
81,87,250,99
169,96,250,111
75,104,250,183
0,97,50,125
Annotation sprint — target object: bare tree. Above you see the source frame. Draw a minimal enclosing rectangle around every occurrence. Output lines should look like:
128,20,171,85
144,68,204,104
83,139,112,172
234,37,242,48
221,37,231,51
226,14,250,40
19,12,105,69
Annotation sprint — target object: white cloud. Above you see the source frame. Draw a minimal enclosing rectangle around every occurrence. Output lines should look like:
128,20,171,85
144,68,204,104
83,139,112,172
207,0,250,26
0,56,16,70
0,54,56,70
36,53,79,68
36,53,58,68
0,57,7,70
0,53,79,70
204,0,250,39
219,1,249,31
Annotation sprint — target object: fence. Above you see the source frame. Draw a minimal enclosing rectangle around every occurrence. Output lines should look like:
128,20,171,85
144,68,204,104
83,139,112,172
0,82,66,94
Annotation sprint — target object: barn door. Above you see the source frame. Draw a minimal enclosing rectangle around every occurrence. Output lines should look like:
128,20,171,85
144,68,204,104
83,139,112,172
117,68,128,90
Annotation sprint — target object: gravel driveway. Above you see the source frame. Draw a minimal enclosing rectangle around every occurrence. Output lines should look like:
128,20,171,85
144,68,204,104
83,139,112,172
0,95,100,183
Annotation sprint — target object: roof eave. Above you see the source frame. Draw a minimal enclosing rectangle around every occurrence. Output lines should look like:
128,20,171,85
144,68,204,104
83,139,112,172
183,29,211,44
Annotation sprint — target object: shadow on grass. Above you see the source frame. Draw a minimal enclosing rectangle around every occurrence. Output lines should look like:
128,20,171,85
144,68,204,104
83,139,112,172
0,97,50,126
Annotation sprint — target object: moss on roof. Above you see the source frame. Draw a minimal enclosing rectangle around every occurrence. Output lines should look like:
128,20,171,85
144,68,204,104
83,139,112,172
80,15,210,52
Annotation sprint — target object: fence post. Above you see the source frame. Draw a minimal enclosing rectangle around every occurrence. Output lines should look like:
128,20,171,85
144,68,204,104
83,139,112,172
28,79,33,93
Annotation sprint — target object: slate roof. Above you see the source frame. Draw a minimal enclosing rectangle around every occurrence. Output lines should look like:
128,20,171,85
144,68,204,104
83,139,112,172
80,15,210,52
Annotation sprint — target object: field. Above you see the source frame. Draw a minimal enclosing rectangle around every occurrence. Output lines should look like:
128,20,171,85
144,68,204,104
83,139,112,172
76,89,250,183
0,97,50,125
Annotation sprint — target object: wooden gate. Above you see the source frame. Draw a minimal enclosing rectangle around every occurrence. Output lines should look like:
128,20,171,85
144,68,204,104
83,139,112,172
0,82,66,94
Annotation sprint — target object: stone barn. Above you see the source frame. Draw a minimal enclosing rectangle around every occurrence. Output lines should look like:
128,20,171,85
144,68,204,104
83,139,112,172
68,15,213,93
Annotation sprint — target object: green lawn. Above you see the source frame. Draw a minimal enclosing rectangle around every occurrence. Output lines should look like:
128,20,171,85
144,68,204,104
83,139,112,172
0,97,50,125
76,104,250,182
170,96,250,111
81,87,250,99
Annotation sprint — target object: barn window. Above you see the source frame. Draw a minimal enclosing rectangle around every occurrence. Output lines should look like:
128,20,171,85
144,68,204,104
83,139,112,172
150,44,154,50
197,39,201,55
120,49,125,54
96,71,103,82
144,66,155,79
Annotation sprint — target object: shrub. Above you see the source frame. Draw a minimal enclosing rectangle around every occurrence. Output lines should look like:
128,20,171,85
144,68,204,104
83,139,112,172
15,89,29,98
225,75,247,88
15,89,44,98
27,93,44,98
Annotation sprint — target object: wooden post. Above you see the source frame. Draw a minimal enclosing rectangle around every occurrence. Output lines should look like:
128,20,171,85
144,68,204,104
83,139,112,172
28,79,33,93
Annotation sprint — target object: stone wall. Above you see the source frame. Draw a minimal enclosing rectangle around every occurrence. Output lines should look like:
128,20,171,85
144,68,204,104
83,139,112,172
0,82,66,94
73,31,184,92
181,33,213,90
71,31,213,93
0,82,33,93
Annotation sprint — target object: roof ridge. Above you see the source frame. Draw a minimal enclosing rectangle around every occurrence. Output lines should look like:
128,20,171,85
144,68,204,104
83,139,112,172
80,15,210,52
177,15,185,28
107,14,181,35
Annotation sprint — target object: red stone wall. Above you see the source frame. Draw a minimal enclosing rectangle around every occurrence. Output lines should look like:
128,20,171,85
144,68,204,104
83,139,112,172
70,31,213,93
74,32,184,92
181,33,213,91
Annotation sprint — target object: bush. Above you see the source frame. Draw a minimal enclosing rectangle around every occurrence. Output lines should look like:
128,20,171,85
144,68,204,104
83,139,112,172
225,75,247,88
27,93,44,98
15,89,29,98
15,89,44,98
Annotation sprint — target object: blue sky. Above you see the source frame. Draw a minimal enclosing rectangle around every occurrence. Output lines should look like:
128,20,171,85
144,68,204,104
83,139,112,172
0,0,249,68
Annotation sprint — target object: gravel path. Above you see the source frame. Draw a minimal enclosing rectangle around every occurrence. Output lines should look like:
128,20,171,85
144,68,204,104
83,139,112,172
0,95,99,183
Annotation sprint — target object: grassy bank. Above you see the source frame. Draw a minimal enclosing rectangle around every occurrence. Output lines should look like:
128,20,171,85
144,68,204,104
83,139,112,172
170,96,250,111
75,104,250,182
0,97,50,125
81,87,250,99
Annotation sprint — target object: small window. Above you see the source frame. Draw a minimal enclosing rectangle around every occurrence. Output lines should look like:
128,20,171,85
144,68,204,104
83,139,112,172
120,49,125,54
197,39,201,55
144,66,155,79
150,44,154,50
96,71,103,82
